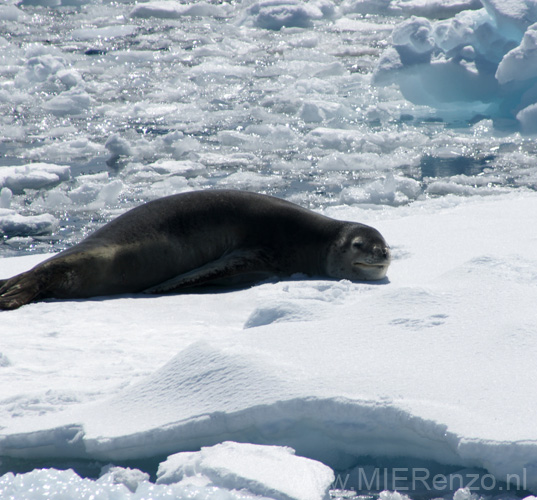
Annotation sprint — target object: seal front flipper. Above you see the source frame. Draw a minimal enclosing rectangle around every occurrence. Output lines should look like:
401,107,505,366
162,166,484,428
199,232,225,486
143,249,272,294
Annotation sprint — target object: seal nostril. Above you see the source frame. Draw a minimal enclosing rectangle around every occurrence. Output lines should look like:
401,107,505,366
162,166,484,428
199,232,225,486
374,246,389,259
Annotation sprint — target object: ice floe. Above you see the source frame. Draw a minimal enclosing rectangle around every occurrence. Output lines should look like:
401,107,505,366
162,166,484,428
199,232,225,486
1,193,537,498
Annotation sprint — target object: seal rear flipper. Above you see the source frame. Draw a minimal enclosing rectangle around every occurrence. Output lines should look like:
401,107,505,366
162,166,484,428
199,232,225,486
143,249,272,294
0,271,48,310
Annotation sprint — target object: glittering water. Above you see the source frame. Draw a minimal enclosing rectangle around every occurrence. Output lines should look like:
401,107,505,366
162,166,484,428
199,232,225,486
1,1,536,258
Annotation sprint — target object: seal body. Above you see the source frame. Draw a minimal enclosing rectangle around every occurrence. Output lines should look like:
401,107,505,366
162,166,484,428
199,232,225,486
0,190,391,309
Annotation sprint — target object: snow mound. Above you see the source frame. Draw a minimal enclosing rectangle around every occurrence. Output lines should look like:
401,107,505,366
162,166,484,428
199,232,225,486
244,302,310,328
374,0,537,129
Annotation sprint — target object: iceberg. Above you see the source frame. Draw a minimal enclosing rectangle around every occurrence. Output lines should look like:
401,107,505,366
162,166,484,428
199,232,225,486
374,0,537,130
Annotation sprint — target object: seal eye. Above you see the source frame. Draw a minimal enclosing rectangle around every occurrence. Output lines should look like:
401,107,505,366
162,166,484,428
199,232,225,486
352,241,363,250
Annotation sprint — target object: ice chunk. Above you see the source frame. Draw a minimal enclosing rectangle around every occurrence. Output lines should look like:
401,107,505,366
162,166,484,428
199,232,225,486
452,488,480,500
0,188,12,209
39,190,73,209
130,1,231,19
71,25,138,41
306,127,364,151
43,88,92,116
0,209,58,237
157,442,334,500
516,102,537,133
98,465,150,493
96,179,124,206
66,172,123,207
340,174,422,205
0,454,330,500
148,160,206,177
105,134,133,157
340,0,394,16
0,163,70,194
481,0,537,41
496,23,537,84
0,5,27,21
19,0,88,5
379,492,412,500
57,69,83,89
392,16,435,63
246,0,330,30
341,0,482,18
14,51,73,92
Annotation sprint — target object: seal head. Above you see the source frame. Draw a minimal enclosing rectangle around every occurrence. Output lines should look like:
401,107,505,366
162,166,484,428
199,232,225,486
325,222,391,281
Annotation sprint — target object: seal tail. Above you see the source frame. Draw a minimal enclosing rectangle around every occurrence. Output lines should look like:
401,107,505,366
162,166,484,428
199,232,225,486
0,271,46,310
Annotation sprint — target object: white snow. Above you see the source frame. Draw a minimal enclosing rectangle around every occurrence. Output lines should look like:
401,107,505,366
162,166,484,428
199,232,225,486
1,192,537,499
2,0,537,498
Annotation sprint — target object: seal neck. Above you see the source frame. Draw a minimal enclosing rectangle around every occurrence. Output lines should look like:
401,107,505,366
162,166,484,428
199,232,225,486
289,220,341,277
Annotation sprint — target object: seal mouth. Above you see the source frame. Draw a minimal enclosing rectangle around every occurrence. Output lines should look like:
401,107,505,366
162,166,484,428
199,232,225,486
353,262,387,269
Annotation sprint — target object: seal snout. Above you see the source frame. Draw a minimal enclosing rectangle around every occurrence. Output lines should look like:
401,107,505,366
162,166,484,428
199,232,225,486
351,242,390,268
350,241,391,280
375,244,391,263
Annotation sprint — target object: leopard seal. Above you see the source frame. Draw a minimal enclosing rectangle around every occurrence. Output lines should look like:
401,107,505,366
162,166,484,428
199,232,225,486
0,190,391,310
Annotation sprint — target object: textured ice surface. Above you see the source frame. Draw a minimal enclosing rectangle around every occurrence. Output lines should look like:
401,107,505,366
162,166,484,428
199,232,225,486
1,193,537,499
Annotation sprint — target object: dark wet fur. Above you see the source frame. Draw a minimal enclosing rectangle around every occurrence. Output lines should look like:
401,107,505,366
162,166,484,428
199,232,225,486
0,190,391,310
0,272,45,310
